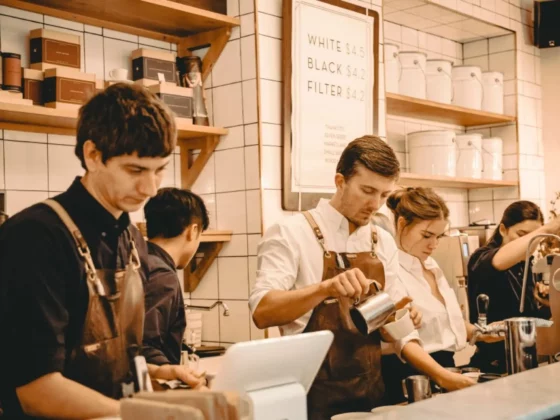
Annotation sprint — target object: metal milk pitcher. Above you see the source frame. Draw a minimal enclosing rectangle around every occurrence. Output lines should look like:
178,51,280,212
350,281,396,335
474,294,544,375
504,317,538,374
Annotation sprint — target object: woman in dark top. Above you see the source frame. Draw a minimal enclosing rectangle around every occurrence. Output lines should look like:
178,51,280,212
468,201,557,373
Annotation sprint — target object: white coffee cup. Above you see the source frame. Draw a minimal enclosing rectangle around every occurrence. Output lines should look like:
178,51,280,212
383,308,415,340
109,68,129,81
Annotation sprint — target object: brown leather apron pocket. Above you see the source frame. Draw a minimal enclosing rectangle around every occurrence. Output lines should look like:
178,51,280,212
326,331,372,380
82,294,119,344
68,336,125,395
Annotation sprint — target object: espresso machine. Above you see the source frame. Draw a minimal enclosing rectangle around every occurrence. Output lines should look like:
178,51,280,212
432,235,477,321
472,234,559,375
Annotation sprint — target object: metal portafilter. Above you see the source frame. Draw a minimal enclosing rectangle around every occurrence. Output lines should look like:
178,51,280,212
473,292,553,375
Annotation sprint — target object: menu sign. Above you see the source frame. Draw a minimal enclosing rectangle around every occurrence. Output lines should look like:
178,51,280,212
291,0,374,193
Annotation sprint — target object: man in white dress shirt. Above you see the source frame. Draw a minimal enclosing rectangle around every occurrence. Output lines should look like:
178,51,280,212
250,136,470,418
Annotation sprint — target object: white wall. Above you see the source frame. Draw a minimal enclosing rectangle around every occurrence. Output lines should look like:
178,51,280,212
540,48,560,216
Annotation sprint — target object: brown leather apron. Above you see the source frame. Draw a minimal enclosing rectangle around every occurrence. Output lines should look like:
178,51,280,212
302,211,386,420
43,199,145,399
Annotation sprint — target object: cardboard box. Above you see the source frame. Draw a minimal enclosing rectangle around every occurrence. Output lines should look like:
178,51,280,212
147,82,193,120
43,68,95,109
0,90,33,106
30,28,81,70
22,68,44,105
131,48,176,84
95,79,104,92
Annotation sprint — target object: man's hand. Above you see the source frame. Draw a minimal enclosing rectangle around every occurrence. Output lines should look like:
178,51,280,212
320,268,371,299
151,364,207,389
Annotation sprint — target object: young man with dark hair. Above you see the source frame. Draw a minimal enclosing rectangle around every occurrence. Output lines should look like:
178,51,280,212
250,135,473,419
0,83,203,419
142,187,209,366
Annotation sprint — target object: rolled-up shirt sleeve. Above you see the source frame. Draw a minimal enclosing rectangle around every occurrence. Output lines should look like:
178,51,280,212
382,237,422,357
249,223,300,314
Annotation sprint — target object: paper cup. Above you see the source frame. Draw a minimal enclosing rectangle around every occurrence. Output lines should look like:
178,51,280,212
383,308,415,340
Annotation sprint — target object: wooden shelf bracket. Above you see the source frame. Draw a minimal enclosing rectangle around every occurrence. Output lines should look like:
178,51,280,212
184,241,223,292
179,135,220,189
178,27,232,82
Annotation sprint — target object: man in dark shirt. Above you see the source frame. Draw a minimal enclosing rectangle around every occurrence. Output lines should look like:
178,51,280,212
142,188,209,366
0,84,203,420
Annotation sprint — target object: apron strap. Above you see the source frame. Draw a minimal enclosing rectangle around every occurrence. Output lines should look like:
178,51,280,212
303,211,331,257
371,225,378,258
303,211,379,258
126,227,142,270
42,199,106,296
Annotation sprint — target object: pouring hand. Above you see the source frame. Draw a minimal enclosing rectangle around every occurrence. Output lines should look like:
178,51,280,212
322,268,371,299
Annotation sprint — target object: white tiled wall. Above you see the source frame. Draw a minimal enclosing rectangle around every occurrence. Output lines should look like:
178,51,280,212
0,5,260,346
384,20,464,65
189,4,261,345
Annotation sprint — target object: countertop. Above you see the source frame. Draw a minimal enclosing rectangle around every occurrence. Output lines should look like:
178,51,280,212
373,363,560,420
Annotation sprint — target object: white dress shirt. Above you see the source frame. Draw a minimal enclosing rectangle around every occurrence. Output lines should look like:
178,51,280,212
250,199,420,355
397,250,467,353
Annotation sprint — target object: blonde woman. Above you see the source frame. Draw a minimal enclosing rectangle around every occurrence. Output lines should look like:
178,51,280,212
382,187,500,403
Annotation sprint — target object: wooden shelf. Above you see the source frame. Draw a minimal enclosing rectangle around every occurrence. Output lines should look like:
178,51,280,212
200,230,233,243
185,230,233,292
137,223,232,243
136,222,233,292
399,173,519,189
4,0,240,42
386,93,517,127
0,102,227,140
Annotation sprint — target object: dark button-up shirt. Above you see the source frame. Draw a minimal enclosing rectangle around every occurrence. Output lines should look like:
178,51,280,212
142,242,186,365
0,177,150,417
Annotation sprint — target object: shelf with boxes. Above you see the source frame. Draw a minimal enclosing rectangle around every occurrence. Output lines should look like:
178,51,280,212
0,1,240,292
4,0,237,82
2,0,239,41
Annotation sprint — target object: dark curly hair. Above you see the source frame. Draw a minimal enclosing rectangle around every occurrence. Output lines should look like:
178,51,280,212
75,83,176,170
